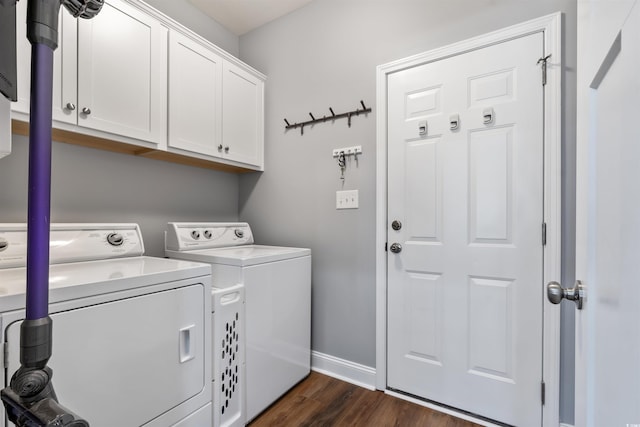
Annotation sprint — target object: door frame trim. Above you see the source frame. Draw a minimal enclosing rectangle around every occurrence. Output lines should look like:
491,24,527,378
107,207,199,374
375,13,562,426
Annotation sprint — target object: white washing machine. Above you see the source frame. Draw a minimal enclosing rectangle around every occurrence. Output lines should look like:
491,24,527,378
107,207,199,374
0,223,212,427
165,222,311,423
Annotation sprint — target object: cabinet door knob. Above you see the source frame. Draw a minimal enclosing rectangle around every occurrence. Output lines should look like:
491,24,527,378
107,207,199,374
218,144,223,151
81,107,91,115
65,102,76,111
224,146,230,153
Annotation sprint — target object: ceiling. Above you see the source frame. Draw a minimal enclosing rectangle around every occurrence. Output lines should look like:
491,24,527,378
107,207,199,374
188,0,314,36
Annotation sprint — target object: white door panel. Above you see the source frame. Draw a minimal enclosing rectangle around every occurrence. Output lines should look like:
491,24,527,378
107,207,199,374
222,61,264,167
575,1,640,425
15,0,77,124
387,33,544,426
168,30,222,156
6,285,206,427
77,0,167,145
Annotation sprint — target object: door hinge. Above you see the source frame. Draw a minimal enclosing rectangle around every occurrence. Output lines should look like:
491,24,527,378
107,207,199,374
541,381,546,405
385,242,388,252
537,54,551,86
542,222,547,246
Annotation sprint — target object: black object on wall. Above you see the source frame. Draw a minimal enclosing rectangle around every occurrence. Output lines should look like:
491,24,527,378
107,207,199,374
0,0,17,102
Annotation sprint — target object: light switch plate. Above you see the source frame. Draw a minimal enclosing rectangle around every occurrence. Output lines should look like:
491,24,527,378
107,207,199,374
336,190,359,209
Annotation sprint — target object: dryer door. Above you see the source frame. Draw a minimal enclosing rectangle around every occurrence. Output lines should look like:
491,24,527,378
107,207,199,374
5,283,206,427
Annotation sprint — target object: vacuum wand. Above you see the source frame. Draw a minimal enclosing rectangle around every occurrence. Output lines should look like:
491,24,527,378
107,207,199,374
1,1,102,426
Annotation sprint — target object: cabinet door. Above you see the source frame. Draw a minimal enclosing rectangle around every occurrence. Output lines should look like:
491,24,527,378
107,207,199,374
14,0,77,124
168,30,222,156
222,61,264,168
0,96,10,158
77,0,167,146
5,284,206,427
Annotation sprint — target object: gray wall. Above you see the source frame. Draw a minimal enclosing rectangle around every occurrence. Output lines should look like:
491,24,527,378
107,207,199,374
144,0,239,56
238,0,576,422
0,136,239,257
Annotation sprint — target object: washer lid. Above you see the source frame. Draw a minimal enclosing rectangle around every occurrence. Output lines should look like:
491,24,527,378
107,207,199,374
167,244,311,266
0,256,211,312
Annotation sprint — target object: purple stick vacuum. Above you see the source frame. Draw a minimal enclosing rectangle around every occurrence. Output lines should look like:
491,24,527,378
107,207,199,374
1,1,103,425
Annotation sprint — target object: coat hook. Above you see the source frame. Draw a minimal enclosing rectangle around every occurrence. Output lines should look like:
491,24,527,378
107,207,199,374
347,112,352,127
284,118,290,126
300,123,304,135
309,112,315,121
360,100,366,110
329,107,335,117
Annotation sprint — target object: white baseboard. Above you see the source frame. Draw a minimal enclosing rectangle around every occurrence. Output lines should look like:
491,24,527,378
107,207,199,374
311,351,376,390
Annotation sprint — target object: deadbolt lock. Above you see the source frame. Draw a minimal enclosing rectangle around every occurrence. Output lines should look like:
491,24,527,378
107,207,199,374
391,220,402,231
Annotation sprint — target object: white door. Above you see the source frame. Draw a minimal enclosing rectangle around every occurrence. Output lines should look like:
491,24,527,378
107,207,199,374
575,1,640,426
77,0,167,145
14,0,77,124
6,285,206,427
387,33,545,425
222,61,264,168
168,29,222,157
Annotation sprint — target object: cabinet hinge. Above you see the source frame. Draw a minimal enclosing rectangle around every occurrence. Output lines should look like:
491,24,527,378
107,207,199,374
537,54,551,86
541,381,546,405
542,222,547,246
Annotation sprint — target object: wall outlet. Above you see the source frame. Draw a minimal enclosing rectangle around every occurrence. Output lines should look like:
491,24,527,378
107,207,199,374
336,190,359,209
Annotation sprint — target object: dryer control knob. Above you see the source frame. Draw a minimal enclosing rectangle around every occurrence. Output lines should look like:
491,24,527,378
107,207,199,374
106,233,124,246
203,230,212,239
191,230,201,240
234,229,244,238
0,237,8,252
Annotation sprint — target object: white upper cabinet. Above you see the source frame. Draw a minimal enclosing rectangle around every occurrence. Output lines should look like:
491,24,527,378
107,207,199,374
15,0,167,147
222,61,264,169
168,30,222,156
168,30,265,170
77,0,167,146
11,0,264,171
14,0,78,125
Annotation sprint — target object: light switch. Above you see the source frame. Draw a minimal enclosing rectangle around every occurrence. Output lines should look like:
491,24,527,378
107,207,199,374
336,190,359,209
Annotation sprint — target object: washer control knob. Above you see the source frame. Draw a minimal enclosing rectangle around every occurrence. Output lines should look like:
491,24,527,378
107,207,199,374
191,230,201,240
203,230,212,239
234,229,244,238
0,237,8,252
106,233,124,247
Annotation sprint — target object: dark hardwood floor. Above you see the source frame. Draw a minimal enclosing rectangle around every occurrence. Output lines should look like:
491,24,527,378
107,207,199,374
248,371,483,427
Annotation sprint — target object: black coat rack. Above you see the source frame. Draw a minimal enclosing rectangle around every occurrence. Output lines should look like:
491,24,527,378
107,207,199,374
284,100,372,135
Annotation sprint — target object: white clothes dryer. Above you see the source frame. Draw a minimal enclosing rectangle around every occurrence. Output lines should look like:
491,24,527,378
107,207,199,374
165,222,311,424
0,223,212,427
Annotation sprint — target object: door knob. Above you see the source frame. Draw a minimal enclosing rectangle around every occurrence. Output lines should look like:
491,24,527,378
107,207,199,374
389,243,402,254
547,280,585,309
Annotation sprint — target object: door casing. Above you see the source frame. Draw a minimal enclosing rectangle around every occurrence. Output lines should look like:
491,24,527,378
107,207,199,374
375,13,562,426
